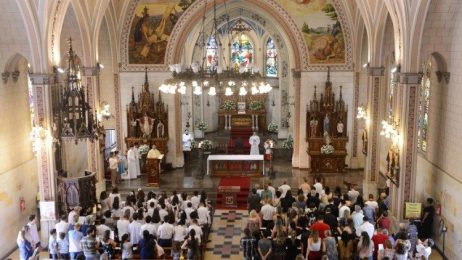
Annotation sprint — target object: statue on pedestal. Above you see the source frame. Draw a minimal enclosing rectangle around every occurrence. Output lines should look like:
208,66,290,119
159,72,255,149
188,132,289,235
323,114,330,135
337,120,344,137
310,117,318,137
138,113,154,138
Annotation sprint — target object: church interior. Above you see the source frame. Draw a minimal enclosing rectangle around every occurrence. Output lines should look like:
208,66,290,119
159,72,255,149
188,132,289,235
1,0,461,259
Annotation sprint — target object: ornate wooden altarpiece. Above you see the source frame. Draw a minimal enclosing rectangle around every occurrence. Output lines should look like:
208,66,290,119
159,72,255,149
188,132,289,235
125,69,169,154
306,69,348,173
218,94,267,131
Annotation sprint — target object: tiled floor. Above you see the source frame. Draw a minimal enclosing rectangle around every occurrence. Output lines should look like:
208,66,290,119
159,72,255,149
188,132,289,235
204,210,248,260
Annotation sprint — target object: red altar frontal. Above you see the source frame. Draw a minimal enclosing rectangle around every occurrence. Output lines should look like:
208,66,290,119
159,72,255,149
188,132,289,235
217,177,250,209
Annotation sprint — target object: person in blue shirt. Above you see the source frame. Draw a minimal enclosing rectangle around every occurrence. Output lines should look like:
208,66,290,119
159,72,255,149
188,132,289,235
17,226,34,260
138,230,156,259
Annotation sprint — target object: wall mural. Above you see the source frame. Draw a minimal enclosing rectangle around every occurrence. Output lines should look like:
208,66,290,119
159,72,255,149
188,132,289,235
128,0,195,64
277,0,345,65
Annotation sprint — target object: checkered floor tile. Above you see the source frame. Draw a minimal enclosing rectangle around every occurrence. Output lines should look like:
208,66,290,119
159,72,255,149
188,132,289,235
204,209,248,259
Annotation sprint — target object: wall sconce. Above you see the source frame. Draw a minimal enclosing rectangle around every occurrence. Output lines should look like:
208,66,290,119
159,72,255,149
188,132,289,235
356,105,370,126
30,124,51,155
2,71,9,84
98,101,112,120
53,66,65,74
380,116,401,145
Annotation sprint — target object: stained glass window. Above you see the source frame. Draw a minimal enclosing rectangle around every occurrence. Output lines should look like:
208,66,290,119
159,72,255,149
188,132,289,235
417,60,431,152
266,38,278,77
231,34,253,70
206,37,218,71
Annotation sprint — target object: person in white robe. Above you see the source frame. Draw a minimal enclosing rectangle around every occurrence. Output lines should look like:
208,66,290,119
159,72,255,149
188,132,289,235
182,130,193,164
249,132,260,155
147,144,163,172
127,145,138,179
134,143,141,177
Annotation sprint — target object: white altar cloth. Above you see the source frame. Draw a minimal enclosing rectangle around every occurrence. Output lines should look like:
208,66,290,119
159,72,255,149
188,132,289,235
207,154,265,175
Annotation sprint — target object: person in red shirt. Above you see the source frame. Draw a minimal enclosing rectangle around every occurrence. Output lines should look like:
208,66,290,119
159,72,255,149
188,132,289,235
371,228,390,259
377,211,391,231
310,215,331,239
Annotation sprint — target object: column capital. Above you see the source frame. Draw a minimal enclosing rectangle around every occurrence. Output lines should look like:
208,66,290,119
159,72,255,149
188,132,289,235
29,73,56,85
291,69,301,79
398,72,423,85
435,71,450,84
367,66,385,76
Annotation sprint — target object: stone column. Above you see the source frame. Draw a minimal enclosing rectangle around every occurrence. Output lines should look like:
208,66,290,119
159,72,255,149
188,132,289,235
292,69,301,167
29,73,57,247
363,67,385,196
391,72,422,218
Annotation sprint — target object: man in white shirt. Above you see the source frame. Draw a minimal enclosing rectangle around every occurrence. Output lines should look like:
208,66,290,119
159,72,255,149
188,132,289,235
157,216,174,247
299,177,311,196
117,211,131,238
96,218,111,240
313,178,323,196
365,194,379,210
191,191,201,209
27,215,41,247
197,203,211,227
348,186,360,204
338,200,351,220
267,182,276,200
260,200,276,229
129,213,143,244
108,151,119,188
184,202,196,223
356,216,375,238
352,205,365,231
55,215,70,236
278,181,292,198
188,219,203,245
68,206,81,225
140,216,157,236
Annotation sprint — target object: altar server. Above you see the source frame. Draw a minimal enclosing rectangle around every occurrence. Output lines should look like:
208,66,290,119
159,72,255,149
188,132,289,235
182,130,193,164
134,143,141,177
127,144,138,179
249,132,260,155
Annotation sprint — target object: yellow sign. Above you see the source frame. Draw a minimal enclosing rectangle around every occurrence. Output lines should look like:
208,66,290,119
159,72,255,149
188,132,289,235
405,202,422,219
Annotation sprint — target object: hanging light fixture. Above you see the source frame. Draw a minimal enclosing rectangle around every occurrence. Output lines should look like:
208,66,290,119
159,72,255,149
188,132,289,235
160,0,272,96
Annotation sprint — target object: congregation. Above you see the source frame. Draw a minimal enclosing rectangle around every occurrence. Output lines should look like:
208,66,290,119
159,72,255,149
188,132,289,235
241,178,435,260
16,188,213,260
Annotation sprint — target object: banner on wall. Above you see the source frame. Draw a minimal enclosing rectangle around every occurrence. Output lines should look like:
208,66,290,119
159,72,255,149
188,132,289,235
404,202,422,219
39,201,56,221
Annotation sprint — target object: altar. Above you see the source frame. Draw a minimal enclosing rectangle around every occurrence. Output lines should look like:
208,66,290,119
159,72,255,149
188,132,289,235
207,154,265,177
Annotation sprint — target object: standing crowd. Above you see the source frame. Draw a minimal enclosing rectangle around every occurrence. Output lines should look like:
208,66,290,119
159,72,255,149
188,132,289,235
17,188,213,260
242,178,435,260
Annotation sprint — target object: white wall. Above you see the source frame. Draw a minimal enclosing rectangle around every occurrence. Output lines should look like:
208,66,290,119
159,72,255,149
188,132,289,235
415,0,462,258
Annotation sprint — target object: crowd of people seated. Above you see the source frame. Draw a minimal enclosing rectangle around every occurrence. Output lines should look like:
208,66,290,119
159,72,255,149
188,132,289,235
17,188,213,260
242,178,435,260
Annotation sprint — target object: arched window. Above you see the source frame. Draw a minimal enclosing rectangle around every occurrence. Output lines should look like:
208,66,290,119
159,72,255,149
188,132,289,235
265,38,278,77
417,60,431,152
206,37,218,71
231,34,253,70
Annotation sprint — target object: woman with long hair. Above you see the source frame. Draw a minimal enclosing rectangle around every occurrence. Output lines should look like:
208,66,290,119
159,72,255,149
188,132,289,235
357,231,374,260
138,230,156,259
337,231,353,260
101,230,117,259
182,229,200,260
306,230,322,260
247,210,262,234
322,230,338,260
111,196,123,219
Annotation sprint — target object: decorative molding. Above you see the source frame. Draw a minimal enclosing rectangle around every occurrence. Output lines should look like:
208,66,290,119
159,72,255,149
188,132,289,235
404,85,417,202
113,74,123,151
29,73,56,85
370,76,380,182
367,66,385,76
398,72,422,85
291,69,301,79
11,71,20,82
435,71,450,84
352,71,359,157
1,72,9,84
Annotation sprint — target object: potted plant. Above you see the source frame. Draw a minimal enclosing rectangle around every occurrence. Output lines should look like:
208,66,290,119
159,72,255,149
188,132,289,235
198,139,213,151
267,122,279,134
138,144,150,173
222,100,236,111
282,135,294,161
249,100,263,111
195,121,208,138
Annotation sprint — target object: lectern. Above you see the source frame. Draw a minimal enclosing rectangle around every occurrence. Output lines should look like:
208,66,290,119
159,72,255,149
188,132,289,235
146,158,160,187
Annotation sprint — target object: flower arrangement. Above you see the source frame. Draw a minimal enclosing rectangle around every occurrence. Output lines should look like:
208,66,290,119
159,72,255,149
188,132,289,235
198,139,213,150
249,100,264,111
196,121,208,131
321,144,335,154
282,135,293,149
138,144,150,155
267,122,279,134
222,100,236,111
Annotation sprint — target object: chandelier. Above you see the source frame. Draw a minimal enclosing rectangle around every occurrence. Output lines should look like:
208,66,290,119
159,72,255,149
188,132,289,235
159,0,272,96
57,38,98,143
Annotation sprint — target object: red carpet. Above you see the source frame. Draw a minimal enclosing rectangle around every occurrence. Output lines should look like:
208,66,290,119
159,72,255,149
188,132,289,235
216,177,250,210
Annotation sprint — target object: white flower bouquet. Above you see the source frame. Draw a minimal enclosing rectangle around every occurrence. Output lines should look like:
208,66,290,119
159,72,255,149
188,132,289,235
196,121,208,131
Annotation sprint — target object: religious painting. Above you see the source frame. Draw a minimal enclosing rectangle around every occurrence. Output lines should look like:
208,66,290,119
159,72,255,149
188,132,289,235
277,0,346,64
128,0,195,64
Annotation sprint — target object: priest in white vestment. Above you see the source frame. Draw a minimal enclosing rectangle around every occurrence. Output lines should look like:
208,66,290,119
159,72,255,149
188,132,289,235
147,144,163,159
134,143,141,177
182,130,193,164
127,145,138,179
249,132,260,155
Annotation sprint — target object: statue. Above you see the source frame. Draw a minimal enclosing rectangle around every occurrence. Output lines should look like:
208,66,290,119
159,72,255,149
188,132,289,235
310,117,318,137
337,120,344,137
137,113,154,138
323,114,330,135
362,129,368,155
156,121,165,138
